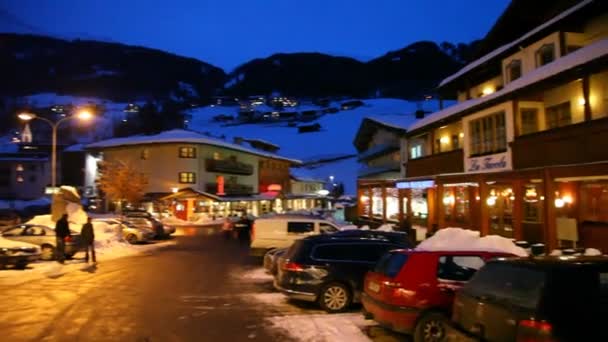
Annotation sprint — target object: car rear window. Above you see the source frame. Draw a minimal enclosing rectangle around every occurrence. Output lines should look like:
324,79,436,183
463,263,545,309
287,221,314,233
374,252,408,277
312,243,396,263
437,255,485,282
285,240,306,260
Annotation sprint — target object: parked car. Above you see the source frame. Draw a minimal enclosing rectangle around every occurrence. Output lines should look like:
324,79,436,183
250,215,340,256
123,216,165,238
362,250,513,341
0,237,40,269
92,218,155,244
1,224,82,260
274,234,409,312
264,230,413,275
449,255,608,342
0,209,21,227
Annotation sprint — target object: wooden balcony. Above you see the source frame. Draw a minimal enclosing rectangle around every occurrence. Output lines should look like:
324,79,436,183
205,158,254,175
205,182,254,195
511,117,608,169
406,149,464,178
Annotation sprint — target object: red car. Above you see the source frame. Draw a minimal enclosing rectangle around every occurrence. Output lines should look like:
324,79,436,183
362,250,514,342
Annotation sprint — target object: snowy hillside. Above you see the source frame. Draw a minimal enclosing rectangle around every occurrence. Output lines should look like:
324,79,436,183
187,98,443,194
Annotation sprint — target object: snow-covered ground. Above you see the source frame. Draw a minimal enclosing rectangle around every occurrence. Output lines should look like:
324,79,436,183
187,98,442,194
0,213,176,286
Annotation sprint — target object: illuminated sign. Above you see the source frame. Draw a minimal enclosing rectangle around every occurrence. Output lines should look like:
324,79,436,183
267,184,282,192
216,175,225,195
396,180,434,189
466,152,511,173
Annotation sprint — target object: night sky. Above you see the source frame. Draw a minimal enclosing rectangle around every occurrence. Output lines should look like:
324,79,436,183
1,0,510,71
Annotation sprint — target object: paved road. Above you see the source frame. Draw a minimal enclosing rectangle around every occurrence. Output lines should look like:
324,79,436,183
0,227,293,342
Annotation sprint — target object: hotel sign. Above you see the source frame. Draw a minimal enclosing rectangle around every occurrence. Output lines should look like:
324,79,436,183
465,152,511,173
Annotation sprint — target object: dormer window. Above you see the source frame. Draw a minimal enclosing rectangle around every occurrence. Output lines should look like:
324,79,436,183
505,59,522,83
535,43,555,67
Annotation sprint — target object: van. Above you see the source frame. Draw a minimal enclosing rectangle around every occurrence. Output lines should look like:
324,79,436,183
250,215,340,256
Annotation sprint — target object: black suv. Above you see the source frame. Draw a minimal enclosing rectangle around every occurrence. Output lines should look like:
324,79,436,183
450,256,608,342
274,234,410,313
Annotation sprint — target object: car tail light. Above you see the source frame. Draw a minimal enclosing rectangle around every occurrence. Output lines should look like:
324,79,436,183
64,236,72,242
282,261,305,272
517,319,554,342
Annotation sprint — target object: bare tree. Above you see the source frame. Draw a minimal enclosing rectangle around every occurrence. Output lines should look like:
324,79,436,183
96,160,148,212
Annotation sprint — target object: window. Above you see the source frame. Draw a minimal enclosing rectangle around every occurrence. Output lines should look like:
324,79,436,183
372,187,383,218
520,108,539,135
178,172,196,184
469,111,506,156
312,243,395,263
213,152,221,160
437,255,485,281
451,134,460,149
386,188,399,221
506,59,522,82
141,149,149,160
374,252,409,277
179,147,196,158
410,145,422,159
287,221,314,234
545,102,571,129
319,223,338,234
16,164,23,172
536,44,555,67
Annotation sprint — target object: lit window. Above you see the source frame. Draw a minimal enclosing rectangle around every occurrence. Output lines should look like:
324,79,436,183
469,111,507,156
16,164,24,172
179,172,196,184
213,152,221,160
410,145,422,159
545,102,571,129
141,149,149,160
520,108,539,135
179,147,196,158
16,176,24,183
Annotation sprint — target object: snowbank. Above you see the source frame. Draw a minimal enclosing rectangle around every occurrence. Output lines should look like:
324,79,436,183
268,313,374,342
416,227,528,257
161,215,224,226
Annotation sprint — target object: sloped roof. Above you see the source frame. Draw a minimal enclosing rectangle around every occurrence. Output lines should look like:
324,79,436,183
353,115,414,151
87,129,301,164
409,38,608,134
439,0,593,89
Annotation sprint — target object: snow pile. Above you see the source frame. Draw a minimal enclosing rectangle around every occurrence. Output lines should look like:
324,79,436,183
267,313,374,342
585,248,603,256
161,215,224,226
376,224,395,232
416,227,528,257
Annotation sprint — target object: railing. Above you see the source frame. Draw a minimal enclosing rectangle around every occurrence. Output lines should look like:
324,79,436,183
511,117,608,169
406,149,464,178
205,158,254,175
205,183,254,195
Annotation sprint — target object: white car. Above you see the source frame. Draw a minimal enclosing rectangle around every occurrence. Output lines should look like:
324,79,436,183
249,215,339,256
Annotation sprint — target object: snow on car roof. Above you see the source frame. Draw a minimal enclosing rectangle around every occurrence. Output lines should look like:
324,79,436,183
416,227,528,257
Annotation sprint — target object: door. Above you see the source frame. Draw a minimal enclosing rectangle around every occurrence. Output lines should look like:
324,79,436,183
173,201,188,221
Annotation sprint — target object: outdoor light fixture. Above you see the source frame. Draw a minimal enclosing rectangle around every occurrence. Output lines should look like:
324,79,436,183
554,198,565,208
317,189,330,196
486,196,497,206
459,132,464,138
482,86,495,96
440,136,450,144
172,187,179,193
578,97,586,106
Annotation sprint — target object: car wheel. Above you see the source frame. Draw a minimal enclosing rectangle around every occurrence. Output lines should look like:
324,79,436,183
41,245,55,261
15,260,28,270
318,282,351,313
126,234,138,244
414,312,448,342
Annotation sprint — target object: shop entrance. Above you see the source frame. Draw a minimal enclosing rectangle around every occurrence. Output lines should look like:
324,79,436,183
487,185,514,238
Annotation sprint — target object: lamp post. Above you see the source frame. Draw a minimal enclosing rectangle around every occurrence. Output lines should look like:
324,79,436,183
18,110,93,190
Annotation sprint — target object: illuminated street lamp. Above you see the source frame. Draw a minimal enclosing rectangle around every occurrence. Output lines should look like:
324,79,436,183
18,109,94,190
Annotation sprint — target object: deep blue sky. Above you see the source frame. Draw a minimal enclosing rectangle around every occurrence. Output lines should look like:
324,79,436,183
1,0,510,71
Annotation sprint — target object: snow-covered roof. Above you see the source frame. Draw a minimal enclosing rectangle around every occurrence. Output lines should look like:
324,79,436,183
364,114,415,131
64,144,85,152
357,144,399,161
290,168,325,183
87,129,301,164
357,165,400,178
410,38,608,133
439,0,593,88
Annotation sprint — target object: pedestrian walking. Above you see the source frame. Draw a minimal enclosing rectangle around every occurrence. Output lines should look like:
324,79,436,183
221,217,233,240
81,216,96,263
54,214,71,263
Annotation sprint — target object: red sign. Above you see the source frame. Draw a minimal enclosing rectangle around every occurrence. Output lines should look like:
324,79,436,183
267,184,282,192
216,175,225,195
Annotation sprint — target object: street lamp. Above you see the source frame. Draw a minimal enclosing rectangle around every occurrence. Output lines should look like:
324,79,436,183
18,109,94,190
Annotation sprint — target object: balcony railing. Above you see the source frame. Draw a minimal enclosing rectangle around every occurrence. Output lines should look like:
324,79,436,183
406,149,464,178
205,158,254,175
205,183,254,195
511,117,608,169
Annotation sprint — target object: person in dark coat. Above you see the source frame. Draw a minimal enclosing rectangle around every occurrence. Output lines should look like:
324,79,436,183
54,214,71,263
81,216,96,263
